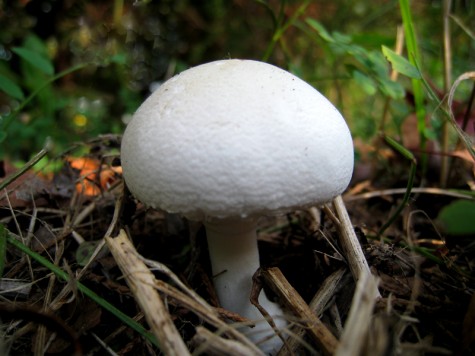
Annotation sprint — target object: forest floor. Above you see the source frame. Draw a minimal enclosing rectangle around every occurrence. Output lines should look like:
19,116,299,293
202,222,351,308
0,136,474,355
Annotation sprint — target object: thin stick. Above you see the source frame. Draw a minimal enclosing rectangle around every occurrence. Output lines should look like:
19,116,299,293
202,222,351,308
346,187,475,201
0,138,52,191
332,196,380,298
261,267,339,355
148,268,264,354
335,271,379,356
447,72,475,161
192,326,261,356
277,268,346,355
308,268,347,315
105,230,190,356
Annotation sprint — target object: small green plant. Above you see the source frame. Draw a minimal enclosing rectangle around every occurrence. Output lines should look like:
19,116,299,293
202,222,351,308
437,200,475,236
398,0,428,170
0,34,58,147
0,32,130,160
305,18,405,101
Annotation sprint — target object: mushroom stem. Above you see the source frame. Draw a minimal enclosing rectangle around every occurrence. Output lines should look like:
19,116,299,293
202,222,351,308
204,217,286,353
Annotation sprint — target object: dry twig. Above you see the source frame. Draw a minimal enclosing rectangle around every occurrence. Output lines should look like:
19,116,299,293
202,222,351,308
331,195,380,299
336,270,380,356
192,326,261,356
105,230,190,356
261,267,339,355
277,268,347,355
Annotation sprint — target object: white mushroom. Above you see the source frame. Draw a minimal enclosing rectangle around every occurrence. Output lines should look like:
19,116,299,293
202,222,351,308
121,59,354,354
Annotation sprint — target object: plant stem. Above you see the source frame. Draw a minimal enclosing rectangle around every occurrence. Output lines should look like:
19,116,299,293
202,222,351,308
261,0,311,62
440,0,453,187
378,135,417,237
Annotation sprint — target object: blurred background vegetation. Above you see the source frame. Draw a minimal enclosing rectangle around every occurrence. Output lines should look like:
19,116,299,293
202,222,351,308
0,0,473,169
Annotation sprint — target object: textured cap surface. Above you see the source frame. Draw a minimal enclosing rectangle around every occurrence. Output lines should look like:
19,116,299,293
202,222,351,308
121,59,354,220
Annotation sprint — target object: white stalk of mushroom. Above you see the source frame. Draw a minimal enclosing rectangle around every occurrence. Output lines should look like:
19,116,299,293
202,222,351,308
205,217,288,348
121,59,355,354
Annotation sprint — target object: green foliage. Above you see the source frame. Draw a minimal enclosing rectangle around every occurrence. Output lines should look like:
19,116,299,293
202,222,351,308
1,34,61,155
437,200,475,236
305,18,405,100
11,46,54,75
381,46,421,79
398,0,428,169
261,0,312,62
0,29,136,159
0,73,24,100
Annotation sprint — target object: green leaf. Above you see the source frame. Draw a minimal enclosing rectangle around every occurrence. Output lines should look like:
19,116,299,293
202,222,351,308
423,127,438,141
332,31,352,45
378,77,405,99
0,130,7,143
12,47,54,75
437,200,475,236
305,18,334,42
352,33,395,48
109,53,127,65
382,45,421,79
0,74,24,100
366,51,389,78
352,70,377,95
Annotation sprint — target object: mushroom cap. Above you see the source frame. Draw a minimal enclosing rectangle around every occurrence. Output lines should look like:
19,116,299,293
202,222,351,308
121,59,354,220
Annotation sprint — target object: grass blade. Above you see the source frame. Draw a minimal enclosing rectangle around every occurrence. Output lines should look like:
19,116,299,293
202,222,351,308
5,231,158,347
12,47,55,75
378,135,417,237
398,0,427,172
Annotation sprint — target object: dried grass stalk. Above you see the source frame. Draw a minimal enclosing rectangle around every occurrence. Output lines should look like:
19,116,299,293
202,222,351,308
262,267,339,355
105,229,190,356
336,270,379,356
332,195,381,298
277,268,346,355
192,326,261,356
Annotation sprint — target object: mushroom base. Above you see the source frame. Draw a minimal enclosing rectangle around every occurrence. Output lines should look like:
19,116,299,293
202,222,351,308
204,217,287,354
